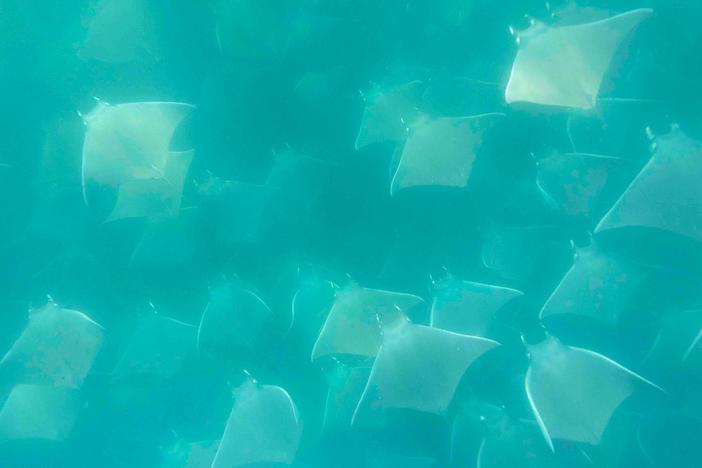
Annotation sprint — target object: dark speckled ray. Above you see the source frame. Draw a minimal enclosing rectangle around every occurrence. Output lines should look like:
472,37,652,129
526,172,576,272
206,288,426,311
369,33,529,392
535,151,634,224
540,245,648,326
596,126,702,246
0,300,103,388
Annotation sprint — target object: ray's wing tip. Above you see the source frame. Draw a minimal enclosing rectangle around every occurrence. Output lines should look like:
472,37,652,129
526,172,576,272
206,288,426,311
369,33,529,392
354,134,365,151
627,7,655,18
310,340,323,362
389,170,402,197
486,111,507,119
592,216,611,234
635,371,666,394
525,367,556,453
503,88,515,105
537,307,550,321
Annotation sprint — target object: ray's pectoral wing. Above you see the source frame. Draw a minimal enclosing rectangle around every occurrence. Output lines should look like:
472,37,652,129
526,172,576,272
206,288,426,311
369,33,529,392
431,279,523,336
355,81,424,150
212,382,302,468
390,114,503,195
323,365,372,432
354,325,499,419
0,302,104,388
112,314,196,381
506,9,652,109
105,149,194,222
570,9,652,99
0,384,81,441
535,152,632,221
507,29,589,109
197,285,273,357
596,128,702,244
82,102,194,188
81,0,160,64
526,338,659,448
311,286,423,361
539,247,646,326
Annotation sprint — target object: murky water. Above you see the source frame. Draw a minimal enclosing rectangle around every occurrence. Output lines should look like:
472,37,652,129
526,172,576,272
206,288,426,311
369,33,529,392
1,1,701,467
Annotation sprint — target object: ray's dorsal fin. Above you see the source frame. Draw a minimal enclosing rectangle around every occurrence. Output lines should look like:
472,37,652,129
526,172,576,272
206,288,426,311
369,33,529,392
0,301,104,388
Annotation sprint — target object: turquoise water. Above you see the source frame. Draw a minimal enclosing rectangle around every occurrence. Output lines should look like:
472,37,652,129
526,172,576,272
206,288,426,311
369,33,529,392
1,0,702,467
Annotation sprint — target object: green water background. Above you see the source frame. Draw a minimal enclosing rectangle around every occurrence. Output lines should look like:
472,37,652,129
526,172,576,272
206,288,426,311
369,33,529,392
1,0,702,466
